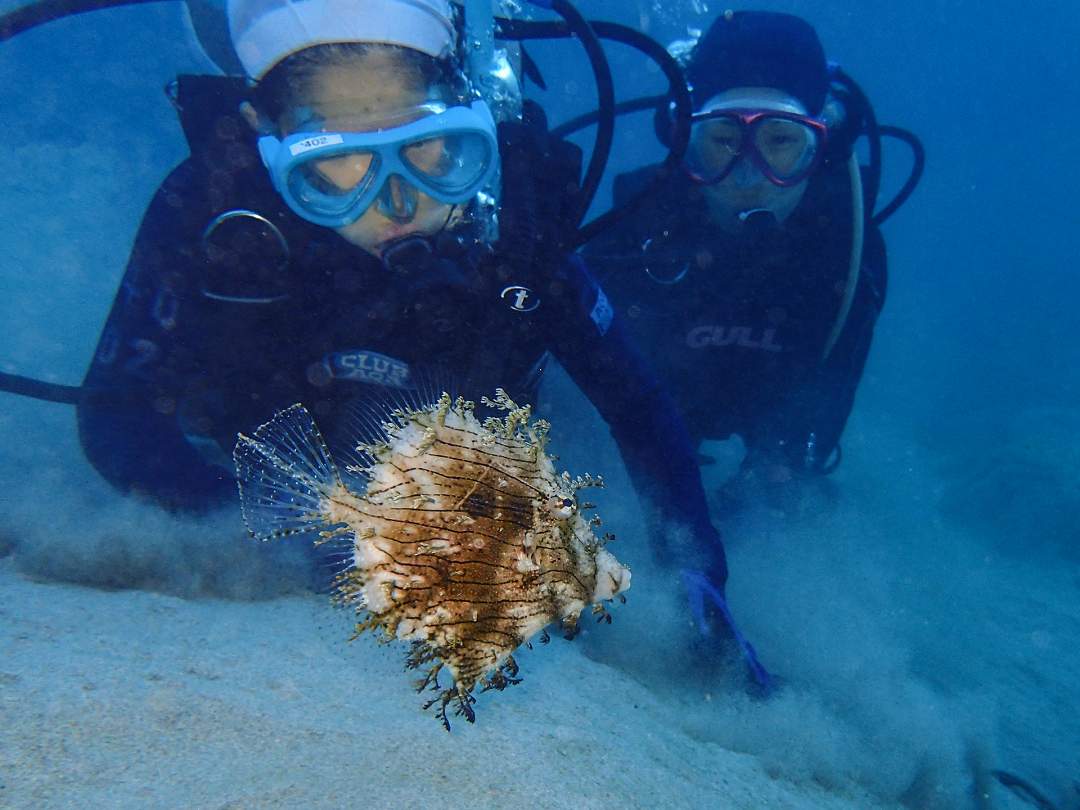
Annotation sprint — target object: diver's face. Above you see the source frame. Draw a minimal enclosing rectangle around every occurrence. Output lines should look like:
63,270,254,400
278,49,456,257
697,87,812,233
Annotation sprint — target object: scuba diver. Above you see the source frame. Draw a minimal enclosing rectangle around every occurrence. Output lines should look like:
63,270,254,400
0,0,770,685
584,10,920,513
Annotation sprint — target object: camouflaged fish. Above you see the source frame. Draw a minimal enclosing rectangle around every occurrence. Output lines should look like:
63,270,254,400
234,390,631,729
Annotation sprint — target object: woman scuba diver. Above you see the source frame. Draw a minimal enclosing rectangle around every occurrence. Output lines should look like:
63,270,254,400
586,10,909,515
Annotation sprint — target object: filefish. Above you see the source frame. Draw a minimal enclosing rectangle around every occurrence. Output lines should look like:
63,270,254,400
234,390,631,729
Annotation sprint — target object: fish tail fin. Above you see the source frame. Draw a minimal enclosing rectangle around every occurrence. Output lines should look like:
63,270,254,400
234,403,348,542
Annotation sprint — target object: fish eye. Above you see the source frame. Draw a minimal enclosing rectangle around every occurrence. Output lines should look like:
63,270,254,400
547,495,576,517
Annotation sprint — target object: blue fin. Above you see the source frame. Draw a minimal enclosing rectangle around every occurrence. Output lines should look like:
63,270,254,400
681,569,775,695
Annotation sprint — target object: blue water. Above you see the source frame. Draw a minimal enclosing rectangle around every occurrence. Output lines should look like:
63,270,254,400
1,1,1078,807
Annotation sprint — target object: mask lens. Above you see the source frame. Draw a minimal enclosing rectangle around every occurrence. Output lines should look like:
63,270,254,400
753,117,819,181
686,116,743,182
294,151,376,196
287,151,378,217
400,132,493,197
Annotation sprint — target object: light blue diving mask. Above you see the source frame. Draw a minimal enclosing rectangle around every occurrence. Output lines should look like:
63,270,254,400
257,100,499,228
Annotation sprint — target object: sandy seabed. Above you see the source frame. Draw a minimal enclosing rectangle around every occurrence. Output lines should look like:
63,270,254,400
0,557,892,810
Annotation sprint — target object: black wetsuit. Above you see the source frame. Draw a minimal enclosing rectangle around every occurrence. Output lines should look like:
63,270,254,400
76,84,726,580
585,159,886,474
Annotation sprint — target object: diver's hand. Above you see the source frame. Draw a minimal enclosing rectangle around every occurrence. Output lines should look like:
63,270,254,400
680,568,775,697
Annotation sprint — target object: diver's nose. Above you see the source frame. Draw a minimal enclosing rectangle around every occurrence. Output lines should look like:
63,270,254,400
376,175,419,222
730,158,766,190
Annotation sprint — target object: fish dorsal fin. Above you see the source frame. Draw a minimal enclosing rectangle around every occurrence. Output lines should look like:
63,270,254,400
329,367,462,473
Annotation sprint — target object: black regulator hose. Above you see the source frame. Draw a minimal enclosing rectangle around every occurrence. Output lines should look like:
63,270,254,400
831,69,925,226
873,124,925,226
831,66,882,220
575,20,690,246
497,18,692,248
0,0,160,40
550,93,665,139
0,371,82,404
496,9,614,234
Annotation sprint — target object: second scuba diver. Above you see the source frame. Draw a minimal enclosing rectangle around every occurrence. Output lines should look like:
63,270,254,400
72,0,773,687
587,11,894,514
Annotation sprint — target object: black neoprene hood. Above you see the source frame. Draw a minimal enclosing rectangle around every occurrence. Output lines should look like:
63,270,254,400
685,10,829,114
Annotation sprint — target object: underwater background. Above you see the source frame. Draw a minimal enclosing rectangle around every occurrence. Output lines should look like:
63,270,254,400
1,0,1078,807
